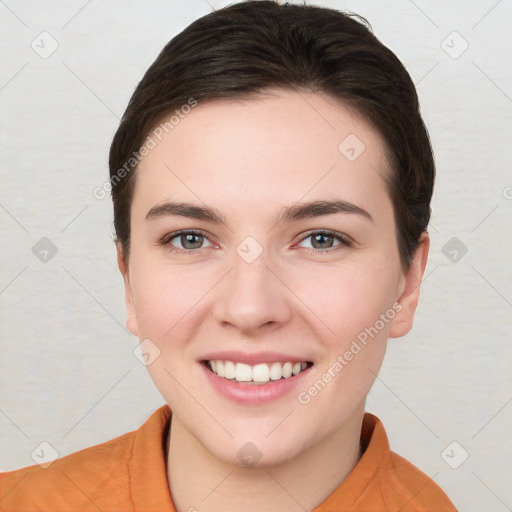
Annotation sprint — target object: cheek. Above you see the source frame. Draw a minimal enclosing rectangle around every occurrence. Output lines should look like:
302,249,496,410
129,266,207,400
292,266,397,428
129,261,215,340
291,260,400,343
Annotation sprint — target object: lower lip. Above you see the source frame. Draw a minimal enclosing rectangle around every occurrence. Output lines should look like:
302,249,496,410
201,363,312,404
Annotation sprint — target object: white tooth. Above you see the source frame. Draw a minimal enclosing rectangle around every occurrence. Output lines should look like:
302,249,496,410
292,362,301,375
282,362,293,378
216,360,225,377
269,362,283,380
210,361,217,372
235,362,252,382
252,364,270,383
301,362,307,370
224,361,236,379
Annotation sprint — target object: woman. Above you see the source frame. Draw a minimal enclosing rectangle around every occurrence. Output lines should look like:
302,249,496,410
0,1,456,510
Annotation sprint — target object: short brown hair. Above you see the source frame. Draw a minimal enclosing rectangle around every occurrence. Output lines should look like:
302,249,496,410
109,0,434,268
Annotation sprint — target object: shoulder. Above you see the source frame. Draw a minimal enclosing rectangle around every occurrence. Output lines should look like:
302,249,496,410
363,413,457,511
0,429,135,511
0,405,172,512
383,450,457,511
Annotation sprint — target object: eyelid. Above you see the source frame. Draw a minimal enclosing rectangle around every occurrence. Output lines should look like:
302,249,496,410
160,228,352,255
160,229,214,250
294,229,352,250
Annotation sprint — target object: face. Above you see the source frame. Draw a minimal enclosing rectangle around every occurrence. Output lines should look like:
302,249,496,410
119,89,428,466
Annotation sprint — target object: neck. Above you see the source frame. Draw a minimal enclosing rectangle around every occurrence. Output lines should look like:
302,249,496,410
167,408,364,512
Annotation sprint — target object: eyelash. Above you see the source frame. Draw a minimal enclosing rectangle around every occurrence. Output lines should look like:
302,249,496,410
299,230,352,255
159,229,352,255
160,229,211,255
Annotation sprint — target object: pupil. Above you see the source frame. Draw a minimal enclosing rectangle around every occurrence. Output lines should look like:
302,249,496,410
183,234,202,249
313,234,331,248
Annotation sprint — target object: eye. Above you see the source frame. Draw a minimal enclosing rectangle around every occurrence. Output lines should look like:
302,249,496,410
296,230,351,253
161,230,213,253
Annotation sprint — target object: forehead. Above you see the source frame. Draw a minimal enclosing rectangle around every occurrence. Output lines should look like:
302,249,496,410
134,90,392,224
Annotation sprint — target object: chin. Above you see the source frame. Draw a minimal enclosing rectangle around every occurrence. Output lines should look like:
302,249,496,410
201,426,310,469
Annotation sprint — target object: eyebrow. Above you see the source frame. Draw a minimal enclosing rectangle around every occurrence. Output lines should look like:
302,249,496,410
275,200,373,224
146,199,373,225
146,202,226,223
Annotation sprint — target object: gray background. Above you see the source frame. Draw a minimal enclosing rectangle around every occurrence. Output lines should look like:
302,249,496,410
1,1,511,510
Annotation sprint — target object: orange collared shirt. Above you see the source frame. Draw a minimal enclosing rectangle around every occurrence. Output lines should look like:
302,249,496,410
0,405,456,511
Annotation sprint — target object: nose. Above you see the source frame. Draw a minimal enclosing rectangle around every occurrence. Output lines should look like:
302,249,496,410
213,249,292,336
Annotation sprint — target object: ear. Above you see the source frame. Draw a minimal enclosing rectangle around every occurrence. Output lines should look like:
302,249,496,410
389,233,430,338
117,243,139,337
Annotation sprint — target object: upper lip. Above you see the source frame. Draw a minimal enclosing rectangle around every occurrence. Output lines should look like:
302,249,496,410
200,351,313,366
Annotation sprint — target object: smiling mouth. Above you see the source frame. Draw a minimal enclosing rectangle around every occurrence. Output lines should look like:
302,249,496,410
202,360,313,385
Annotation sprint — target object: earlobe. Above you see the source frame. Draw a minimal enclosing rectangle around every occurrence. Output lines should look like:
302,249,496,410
389,233,430,339
117,243,139,337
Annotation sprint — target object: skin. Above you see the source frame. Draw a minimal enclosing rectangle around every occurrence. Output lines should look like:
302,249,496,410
118,89,429,512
